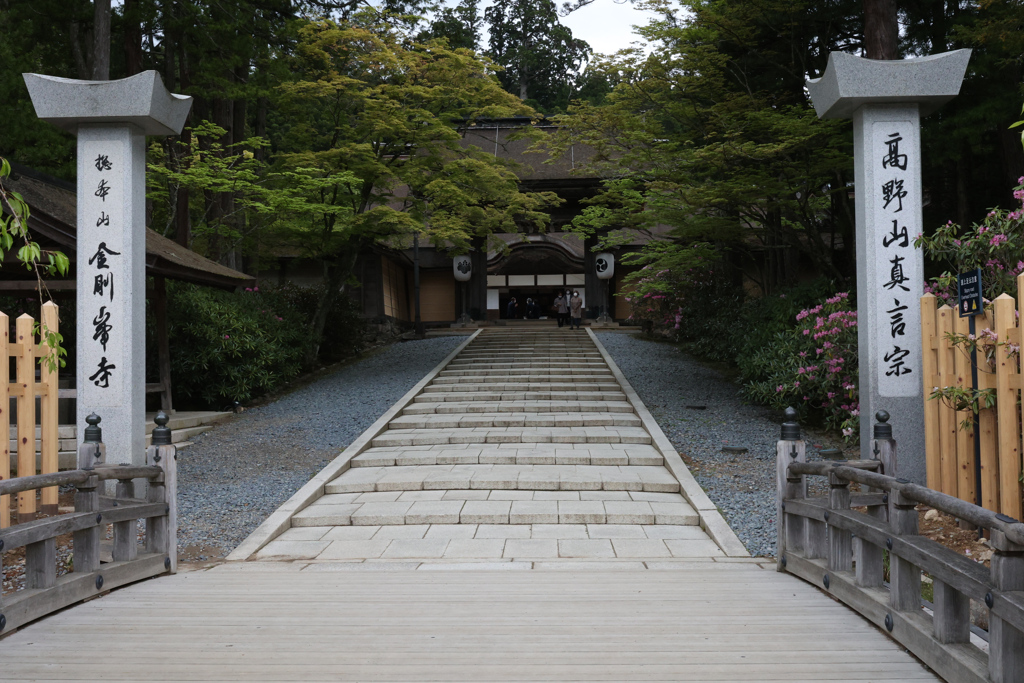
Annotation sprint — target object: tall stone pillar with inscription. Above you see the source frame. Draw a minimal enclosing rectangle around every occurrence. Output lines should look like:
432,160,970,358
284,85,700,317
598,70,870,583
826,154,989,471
807,51,971,483
23,72,192,468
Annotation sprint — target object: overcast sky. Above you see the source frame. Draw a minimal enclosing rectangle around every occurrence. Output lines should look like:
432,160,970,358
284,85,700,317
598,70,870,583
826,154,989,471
506,0,660,56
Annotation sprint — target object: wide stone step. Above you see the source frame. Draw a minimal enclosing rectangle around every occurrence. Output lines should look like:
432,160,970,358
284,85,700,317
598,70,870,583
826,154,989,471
388,413,642,430
325,463,679,494
422,382,623,393
413,390,628,402
402,400,636,415
439,368,612,377
351,443,663,467
446,362,609,370
371,425,652,447
292,489,697,527
431,374,615,384
260,522,720,561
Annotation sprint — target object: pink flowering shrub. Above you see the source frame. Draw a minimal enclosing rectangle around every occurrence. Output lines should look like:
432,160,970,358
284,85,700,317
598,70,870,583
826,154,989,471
917,177,1024,305
742,292,859,438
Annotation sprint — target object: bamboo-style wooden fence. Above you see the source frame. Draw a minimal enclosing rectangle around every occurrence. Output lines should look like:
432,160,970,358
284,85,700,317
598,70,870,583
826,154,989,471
0,301,60,528
921,286,1023,520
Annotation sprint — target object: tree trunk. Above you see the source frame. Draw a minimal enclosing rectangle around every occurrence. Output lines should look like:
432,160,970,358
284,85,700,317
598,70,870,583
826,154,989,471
70,22,91,79
864,0,898,60
92,0,112,80
124,0,144,76
305,249,361,367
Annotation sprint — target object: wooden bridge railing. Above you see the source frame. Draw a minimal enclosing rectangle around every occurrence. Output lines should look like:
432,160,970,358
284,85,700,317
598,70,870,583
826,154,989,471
0,411,177,636
776,407,1024,683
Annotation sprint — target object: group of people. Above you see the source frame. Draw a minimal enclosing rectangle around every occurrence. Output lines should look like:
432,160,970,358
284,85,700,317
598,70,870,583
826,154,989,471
505,290,583,329
554,290,584,329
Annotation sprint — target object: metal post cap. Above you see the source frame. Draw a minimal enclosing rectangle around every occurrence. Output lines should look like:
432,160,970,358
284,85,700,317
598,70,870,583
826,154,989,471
780,407,801,441
84,413,102,443
873,411,892,440
151,411,172,446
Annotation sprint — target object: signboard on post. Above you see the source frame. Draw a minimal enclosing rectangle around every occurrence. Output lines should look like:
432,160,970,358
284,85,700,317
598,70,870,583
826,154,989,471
957,268,983,317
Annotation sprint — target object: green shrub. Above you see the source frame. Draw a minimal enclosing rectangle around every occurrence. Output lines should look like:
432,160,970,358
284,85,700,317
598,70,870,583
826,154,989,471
166,283,314,408
260,283,366,364
741,291,859,436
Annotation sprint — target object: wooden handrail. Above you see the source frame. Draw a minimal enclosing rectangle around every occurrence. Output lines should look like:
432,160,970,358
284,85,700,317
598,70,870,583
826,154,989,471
0,465,163,498
776,410,1024,683
789,461,1024,546
0,430,177,637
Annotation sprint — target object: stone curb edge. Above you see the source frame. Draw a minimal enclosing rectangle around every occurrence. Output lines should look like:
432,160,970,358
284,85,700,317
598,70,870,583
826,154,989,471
587,328,750,558
226,330,483,561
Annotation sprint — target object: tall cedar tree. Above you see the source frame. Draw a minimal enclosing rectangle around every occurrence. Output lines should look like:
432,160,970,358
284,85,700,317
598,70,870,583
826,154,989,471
484,0,591,113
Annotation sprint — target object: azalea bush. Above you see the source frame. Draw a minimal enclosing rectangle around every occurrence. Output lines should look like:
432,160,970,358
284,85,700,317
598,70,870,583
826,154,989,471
741,292,859,437
917,176,1024,306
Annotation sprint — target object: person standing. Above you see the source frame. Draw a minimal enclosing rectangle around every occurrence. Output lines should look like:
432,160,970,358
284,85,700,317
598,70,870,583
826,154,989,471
569,290,583,330
506,297,517,319
553,291,568,327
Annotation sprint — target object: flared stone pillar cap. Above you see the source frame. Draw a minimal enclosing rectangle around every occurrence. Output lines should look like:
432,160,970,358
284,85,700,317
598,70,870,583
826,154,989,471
23,71,192,136
807,49,971,120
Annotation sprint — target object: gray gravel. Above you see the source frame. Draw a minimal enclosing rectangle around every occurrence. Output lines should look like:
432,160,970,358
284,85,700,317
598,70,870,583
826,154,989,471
176,335,465,560
597,333,847,559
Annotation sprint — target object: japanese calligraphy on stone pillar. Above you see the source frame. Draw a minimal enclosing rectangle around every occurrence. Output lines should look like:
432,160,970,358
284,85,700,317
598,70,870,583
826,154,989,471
81,143,124,401
874,125,922,397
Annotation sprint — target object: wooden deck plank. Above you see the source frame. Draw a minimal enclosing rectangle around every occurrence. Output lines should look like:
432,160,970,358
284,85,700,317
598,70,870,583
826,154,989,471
0,567,939,682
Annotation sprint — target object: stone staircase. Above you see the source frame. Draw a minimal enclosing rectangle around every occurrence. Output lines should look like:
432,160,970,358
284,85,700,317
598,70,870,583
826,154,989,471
251,329,734,564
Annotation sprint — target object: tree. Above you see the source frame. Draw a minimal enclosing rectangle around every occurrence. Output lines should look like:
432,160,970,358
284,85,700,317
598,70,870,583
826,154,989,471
484,0,591,112
264,16,560,362
552,0,856,295
420,0,482,51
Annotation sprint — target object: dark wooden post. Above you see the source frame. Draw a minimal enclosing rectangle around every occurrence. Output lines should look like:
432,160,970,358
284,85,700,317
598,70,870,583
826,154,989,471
857,411,891,587
72,413,104,575
112,477,138,562
776,407,806,571
828,470,852,572
146,411,177,573
988,523,1024,682
888,487,921,612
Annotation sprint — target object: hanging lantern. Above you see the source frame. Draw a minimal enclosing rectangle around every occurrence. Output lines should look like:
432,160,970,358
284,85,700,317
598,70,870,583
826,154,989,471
453,255,473,282
595,253,614,280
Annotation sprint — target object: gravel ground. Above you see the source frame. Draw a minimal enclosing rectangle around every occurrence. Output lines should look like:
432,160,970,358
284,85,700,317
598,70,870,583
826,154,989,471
597,332,847,559
176,335,465,560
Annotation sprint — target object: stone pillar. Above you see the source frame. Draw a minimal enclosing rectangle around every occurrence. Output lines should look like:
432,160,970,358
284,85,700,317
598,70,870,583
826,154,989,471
807,50,970,484
24,72,192,469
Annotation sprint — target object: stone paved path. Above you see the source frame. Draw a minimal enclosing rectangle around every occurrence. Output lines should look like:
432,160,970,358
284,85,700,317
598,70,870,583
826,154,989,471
247,327,740,564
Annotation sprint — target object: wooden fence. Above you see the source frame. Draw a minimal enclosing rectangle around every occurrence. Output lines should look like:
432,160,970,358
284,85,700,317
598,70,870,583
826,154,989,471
0,302,60,528
777,410,1024,683
921,289,1024,521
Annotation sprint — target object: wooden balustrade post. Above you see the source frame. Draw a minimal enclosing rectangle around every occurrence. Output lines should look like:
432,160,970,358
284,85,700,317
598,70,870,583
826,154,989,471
888,487,921,612
857,412,892,587
988,524,1024,683
932,579,970,644
24,537,56,590
828,471,852,572
112,478,137,563
145,411,177,573
72,473,100,574
776,407,806,571
72,413,105,575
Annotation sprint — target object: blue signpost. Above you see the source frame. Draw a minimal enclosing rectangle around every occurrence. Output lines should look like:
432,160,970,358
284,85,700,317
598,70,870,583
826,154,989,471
958,268,984,514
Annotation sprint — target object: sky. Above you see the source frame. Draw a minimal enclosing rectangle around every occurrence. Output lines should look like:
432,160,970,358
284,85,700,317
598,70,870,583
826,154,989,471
526,1,660,56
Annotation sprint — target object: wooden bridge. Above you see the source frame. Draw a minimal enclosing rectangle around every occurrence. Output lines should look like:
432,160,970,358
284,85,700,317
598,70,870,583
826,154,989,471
1,328,1020,681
